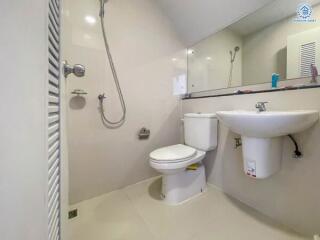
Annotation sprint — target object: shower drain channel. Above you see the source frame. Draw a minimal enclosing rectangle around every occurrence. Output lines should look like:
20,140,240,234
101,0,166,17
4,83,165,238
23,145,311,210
68,209,78,219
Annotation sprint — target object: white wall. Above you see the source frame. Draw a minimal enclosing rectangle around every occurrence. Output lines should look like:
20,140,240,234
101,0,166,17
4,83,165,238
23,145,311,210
0,1,48,239
182,88,320,236
63,0,185,204
188,28,242,92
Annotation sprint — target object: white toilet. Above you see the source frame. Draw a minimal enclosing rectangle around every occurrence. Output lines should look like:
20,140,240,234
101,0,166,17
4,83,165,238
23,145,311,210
149,113,218,205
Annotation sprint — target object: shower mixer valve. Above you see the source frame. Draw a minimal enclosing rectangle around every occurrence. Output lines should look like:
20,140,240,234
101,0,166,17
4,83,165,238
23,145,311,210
98,93,106,101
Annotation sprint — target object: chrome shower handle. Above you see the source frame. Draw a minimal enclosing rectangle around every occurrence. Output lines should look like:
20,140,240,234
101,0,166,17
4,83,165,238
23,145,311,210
63,60,86,78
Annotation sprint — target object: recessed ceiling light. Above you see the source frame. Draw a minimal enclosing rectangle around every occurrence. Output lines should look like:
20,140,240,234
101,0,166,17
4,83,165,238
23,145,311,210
85,15,96,25
187,49,194,55
206,57,212,61
172,58,177,62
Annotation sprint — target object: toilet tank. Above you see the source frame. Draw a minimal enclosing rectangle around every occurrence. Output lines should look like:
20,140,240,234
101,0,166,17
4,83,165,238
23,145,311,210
184,113,218,151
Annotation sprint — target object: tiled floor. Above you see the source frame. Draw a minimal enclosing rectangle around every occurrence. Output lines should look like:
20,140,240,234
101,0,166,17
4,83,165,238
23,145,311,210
69,177,308,240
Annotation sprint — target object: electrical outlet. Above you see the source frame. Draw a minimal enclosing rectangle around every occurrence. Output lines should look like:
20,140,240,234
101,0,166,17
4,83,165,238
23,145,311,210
68,209,78,219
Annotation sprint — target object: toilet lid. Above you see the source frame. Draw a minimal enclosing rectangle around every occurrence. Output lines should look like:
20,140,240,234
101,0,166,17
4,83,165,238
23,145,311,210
150,144,196,162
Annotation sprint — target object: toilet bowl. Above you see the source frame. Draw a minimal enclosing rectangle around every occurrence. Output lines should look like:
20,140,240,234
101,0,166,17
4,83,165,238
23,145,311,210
150,144,206,205
149,113,218,205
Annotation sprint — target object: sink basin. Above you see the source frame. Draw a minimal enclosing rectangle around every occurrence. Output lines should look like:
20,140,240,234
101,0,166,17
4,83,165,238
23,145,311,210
216,110,319,179
216,110,319,138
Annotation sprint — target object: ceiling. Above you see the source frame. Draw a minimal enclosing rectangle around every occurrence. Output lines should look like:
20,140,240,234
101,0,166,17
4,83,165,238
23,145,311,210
155,0,273,46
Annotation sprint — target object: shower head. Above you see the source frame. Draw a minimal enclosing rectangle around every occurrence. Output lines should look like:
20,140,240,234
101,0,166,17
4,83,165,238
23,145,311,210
99,0,109,17
230,46,240,63
100,0,109,7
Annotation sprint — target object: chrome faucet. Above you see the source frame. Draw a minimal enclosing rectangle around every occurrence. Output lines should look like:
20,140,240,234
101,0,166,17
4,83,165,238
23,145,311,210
255,102,268,112
311,64,318,83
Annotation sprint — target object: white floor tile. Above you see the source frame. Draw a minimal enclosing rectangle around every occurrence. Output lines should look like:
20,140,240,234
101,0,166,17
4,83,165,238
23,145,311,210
68,190,156,240
69,177,308,240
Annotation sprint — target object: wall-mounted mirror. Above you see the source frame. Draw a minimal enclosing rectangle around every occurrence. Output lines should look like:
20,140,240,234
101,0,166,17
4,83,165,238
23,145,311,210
188,0,320,94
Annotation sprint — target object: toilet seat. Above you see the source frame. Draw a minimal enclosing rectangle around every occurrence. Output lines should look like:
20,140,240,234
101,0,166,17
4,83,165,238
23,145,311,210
150,144,197,163
149,144,206,172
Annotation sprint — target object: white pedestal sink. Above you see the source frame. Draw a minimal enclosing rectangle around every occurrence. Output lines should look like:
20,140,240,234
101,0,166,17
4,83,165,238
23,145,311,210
217,110,319,179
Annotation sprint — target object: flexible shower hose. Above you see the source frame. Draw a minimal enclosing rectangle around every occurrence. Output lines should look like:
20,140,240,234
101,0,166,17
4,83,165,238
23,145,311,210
99,3,127,126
